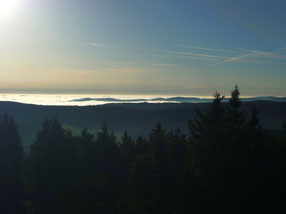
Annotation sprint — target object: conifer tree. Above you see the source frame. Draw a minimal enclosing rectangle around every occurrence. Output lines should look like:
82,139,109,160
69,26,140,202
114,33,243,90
93,123,120,211
188,92,237,213
226,85,246,128
225,85,246,150
122,130,133,145
29,118,77,212
118,130,135,198
188,92,226,169
149,123,167,158
0,113,24,211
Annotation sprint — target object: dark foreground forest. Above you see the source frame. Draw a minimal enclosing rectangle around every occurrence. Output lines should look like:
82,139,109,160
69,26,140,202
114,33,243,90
1,86,286,214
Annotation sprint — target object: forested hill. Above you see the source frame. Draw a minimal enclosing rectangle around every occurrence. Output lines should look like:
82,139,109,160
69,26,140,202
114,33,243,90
0,101,286,147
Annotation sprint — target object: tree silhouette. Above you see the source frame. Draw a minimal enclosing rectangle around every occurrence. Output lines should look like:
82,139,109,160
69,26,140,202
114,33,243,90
92,123,120,212
0,113,24,212
226,85,246,128
29,118,77,213
188,91,242,213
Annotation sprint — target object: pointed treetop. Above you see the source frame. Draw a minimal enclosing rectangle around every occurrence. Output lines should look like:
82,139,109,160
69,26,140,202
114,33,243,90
230,84,241,104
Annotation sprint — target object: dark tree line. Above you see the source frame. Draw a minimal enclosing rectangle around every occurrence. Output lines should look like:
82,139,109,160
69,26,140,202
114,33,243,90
0,86,286,214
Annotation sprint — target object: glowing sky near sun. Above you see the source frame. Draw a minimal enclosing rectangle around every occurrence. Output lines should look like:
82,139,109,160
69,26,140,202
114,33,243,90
0,0,22,19
0,0,285,96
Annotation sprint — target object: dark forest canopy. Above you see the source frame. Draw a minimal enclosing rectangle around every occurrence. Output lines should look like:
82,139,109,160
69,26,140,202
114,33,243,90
0,87,286,213
1,98,286,148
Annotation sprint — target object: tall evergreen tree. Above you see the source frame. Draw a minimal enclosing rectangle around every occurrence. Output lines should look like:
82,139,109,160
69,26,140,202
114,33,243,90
74,129,97,213
129,124,174,214
29,118,77,213
0,113,24,212
118,130,135,201
240,106,269,212
188,92,238,213
188,92,227,170
92,123,120,212
122,130,133,145
226,85,246,128
225,85,246,152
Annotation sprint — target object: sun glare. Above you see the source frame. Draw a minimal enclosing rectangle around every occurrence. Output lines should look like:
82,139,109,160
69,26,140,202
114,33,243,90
0,0,22,19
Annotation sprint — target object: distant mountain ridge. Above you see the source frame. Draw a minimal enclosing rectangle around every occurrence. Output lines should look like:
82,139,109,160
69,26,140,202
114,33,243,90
70,96,286,103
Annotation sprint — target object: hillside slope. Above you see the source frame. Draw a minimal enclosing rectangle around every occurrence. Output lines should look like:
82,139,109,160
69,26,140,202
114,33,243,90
0,101,285,147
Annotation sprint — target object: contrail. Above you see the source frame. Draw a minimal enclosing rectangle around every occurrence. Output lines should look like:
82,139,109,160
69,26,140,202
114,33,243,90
154,50,230,59
173,44,242,54
211,53,253,66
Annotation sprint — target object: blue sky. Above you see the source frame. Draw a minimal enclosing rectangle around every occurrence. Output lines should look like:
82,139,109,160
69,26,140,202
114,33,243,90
0,0,285,96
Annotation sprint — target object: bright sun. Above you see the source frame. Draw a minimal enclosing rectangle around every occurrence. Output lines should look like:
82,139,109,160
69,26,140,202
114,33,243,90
0,0,22,19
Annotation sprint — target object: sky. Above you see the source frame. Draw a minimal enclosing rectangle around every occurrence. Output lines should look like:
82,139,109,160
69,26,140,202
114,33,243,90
0,0,285,96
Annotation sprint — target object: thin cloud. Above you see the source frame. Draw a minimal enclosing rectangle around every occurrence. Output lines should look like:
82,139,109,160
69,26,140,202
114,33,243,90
239,59,286,64
153,50,230,59
237,48,286,59
90,43,117,48
106,67,162,73
150,63,182,68
88,42,286,66
51,68,106,74
173,44,242,54
185,56,221,62
251,50,286,60
211,53,253,66
211,47,286,66
107,62,181,69
57,65,164,75
145,53,222,62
